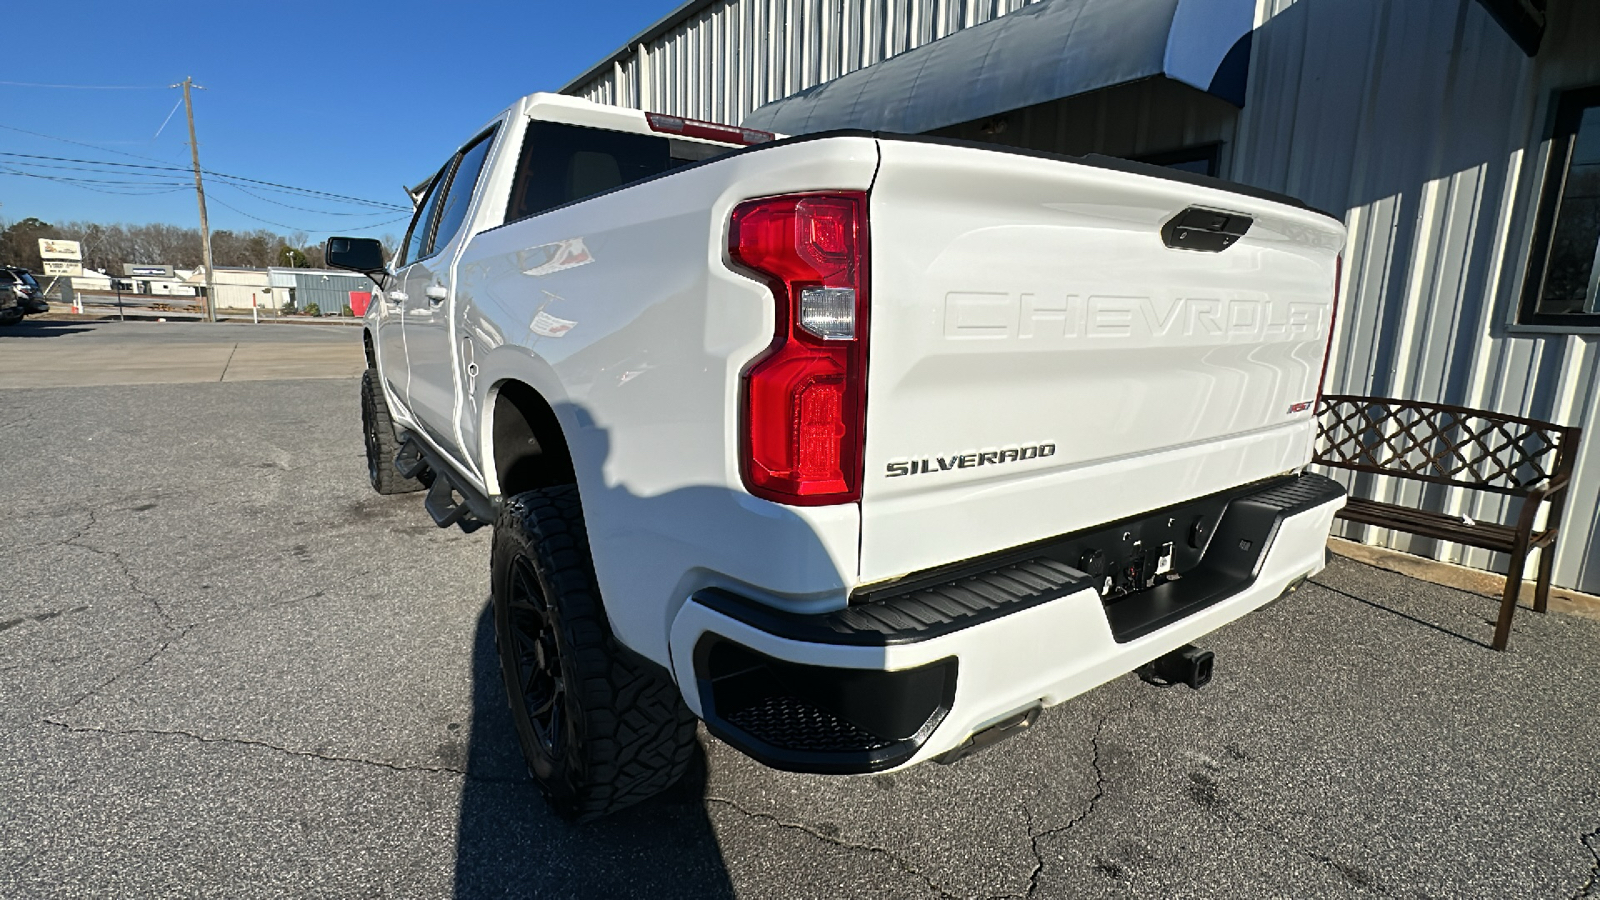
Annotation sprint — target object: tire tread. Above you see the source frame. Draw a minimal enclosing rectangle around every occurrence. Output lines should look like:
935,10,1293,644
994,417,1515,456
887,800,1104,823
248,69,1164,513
493,486,697,821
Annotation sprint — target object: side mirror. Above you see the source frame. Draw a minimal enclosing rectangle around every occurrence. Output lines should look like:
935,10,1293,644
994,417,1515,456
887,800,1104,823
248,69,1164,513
325,237,387,286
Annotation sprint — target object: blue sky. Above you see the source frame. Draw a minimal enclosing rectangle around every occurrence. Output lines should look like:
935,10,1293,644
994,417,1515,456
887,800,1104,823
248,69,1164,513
0,0,679,240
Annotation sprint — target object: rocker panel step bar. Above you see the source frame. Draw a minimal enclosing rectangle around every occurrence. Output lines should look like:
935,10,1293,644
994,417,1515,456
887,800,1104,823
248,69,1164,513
394,434,495,533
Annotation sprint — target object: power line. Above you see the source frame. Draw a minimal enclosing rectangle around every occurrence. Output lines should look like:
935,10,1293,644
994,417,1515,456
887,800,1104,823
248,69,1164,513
214,180,403,216
0,166,188,196
0,150,188,171
205,172,408,211
0,122,185,167
0,80,169,90
152,96,185,140
0,158,187,177
0,150,409,210
208,194,409,234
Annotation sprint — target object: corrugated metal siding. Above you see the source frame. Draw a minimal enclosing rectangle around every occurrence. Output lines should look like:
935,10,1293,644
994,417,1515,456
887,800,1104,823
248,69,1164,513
289,271,372,313
1234,0,1600,592
565,0,1049,123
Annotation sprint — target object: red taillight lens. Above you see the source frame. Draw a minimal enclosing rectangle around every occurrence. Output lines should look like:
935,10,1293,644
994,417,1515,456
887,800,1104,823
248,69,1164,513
1316,255,1342,404
729,193,869,505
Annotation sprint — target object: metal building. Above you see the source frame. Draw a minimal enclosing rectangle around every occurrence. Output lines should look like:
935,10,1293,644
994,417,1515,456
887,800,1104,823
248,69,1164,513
267,268,374,314
565,0,1600,594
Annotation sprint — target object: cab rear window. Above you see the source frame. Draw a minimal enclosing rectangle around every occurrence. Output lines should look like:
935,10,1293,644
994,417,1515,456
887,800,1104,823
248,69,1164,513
504,121,729,223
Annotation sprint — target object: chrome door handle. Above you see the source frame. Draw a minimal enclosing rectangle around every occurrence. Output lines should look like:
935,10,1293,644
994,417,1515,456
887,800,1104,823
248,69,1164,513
426,284,448,302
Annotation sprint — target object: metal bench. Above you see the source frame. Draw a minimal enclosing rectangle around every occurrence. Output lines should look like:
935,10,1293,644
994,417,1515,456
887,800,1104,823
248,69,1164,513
1312,394,1582,650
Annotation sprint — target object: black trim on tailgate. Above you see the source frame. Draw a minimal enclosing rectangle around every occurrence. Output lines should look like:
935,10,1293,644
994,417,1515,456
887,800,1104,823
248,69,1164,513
696,473,1346,647
866,132,1339,221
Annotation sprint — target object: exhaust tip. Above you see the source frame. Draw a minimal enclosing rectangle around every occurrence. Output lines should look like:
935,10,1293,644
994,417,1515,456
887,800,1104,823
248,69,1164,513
933,704,1041,765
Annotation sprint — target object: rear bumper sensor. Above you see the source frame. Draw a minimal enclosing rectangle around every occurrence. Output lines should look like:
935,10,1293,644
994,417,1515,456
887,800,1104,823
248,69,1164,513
686,472,1344,772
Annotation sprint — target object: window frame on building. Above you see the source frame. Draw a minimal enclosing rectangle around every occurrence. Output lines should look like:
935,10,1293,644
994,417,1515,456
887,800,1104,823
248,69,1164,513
1516,85,1600,329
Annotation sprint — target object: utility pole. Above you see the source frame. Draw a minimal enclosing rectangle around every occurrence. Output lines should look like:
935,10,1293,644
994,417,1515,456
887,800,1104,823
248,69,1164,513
177,77,217,322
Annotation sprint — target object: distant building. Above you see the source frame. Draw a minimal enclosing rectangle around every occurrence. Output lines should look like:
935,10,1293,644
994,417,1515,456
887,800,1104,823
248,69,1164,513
186,266,270,310
267,267,375,314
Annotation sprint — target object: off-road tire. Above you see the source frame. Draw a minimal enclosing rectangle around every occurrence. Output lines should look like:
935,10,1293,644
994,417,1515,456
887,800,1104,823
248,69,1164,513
492,486,698,822
0,310,22,327
361,368,425,495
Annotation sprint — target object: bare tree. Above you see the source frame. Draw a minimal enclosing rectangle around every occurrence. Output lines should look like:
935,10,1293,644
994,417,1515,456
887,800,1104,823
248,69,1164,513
4,218,336,275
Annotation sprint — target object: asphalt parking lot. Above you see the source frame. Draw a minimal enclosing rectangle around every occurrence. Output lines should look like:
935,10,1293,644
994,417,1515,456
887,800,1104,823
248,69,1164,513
3,319,1598,899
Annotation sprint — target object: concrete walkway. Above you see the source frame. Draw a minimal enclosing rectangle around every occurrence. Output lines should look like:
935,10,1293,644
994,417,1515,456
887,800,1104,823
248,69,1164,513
0,319,365,388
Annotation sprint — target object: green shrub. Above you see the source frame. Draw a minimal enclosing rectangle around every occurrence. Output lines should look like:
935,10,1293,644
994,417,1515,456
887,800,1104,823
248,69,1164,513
342,304,354,317
304,302,321,317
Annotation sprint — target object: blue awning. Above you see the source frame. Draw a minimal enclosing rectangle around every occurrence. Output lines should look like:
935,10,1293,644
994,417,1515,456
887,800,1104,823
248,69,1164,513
742,0,1255,136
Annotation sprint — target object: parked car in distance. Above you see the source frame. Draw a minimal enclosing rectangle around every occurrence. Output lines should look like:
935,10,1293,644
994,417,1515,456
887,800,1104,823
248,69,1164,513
1,266,50,322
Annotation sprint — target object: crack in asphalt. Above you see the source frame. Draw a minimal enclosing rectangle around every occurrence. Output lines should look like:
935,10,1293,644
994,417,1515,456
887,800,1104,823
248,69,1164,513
60,508,174,629
52,508,195,711
706,795,958,899
1002,699,1127,900
1574,826,1600,899
1198,781,1393,896
39,719,520,783
65,623,198,713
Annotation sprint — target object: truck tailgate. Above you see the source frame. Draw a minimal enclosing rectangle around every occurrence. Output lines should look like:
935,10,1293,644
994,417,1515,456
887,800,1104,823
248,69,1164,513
859,139,1344,585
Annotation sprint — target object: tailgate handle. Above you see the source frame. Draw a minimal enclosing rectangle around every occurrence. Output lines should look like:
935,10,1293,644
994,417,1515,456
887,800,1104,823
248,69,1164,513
1162,207,1253,252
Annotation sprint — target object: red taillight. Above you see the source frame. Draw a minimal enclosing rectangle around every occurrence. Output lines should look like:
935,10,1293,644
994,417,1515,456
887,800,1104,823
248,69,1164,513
729,193,869,505
1316,255,1342,404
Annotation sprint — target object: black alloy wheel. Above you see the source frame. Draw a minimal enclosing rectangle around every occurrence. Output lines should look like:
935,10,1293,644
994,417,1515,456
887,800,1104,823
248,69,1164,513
491,486,698,821
504,555,569,765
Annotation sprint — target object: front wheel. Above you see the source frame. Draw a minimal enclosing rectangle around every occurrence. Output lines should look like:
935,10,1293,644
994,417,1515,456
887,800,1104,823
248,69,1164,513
360,369,425,495
492,486,698,821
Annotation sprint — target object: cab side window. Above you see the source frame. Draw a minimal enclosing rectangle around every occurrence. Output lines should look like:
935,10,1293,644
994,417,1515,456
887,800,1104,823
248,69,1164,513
428,129,498,257
398,166,451,269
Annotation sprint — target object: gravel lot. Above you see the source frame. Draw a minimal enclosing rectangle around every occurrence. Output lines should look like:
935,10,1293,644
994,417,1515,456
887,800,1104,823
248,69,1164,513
2,321,1598,898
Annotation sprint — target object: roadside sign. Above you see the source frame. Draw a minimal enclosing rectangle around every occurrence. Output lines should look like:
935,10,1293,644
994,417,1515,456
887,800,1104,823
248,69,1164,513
125,264,175,277
39,239,83,261
42,259,84,277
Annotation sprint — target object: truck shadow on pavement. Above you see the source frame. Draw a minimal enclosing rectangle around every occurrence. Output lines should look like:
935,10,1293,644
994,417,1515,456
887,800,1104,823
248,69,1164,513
453,602,736,899
0,320,96,339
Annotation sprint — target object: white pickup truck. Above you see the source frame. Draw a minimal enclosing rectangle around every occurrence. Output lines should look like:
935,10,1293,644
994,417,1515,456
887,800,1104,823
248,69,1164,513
328,92,1348,821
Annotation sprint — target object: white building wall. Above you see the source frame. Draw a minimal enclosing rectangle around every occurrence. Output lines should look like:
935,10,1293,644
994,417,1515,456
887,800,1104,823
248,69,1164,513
1233,0,1600,592
567,0,1048,123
